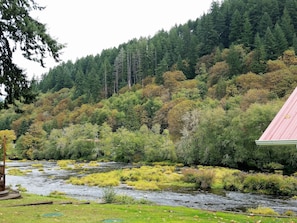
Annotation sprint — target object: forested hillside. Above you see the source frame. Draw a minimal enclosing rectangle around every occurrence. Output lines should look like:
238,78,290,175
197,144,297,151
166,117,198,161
38,0,297,102
1,0,297,173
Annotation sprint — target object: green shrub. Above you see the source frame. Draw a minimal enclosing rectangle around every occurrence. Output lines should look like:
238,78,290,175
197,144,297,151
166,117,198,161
16,184,27,192
243,173,292,195
49,190,66,198
283,210,296,216
222,172,246,191
182,168,215,190
102,187,117,203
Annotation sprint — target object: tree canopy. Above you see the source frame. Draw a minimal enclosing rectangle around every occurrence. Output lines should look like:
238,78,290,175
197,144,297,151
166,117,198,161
0,0,63,106
2,0,297,174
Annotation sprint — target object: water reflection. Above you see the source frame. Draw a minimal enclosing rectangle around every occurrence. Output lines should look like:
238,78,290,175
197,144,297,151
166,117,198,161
5,161,297,214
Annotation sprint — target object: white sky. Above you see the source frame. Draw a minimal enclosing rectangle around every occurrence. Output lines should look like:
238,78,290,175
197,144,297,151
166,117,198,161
13,0,214,79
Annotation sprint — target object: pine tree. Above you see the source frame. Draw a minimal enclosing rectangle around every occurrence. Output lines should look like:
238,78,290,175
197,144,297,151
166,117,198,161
280,8,294,46
251,33,266,74
229,10,243,43
257,12,273,37
273,23,288,56
264,27,277,60
242,13,253,47
197,14,218,56
293,33,297,53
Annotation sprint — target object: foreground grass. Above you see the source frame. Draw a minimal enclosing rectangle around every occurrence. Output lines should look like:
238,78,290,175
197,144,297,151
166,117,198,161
0,193,296,223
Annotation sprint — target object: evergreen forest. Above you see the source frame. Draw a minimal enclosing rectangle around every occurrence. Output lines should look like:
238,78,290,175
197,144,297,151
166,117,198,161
2,0,297,174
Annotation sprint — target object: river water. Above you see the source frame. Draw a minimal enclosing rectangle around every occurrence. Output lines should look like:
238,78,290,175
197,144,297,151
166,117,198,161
5,160,297,214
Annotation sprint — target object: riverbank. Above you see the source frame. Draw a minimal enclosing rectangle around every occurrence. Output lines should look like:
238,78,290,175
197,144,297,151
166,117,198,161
5,160,297,215
0,193,296,223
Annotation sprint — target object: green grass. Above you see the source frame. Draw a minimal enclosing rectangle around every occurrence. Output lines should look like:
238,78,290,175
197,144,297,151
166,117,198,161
0,193,296,223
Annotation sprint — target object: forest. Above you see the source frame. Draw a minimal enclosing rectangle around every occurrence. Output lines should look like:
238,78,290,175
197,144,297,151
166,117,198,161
1,0,297,174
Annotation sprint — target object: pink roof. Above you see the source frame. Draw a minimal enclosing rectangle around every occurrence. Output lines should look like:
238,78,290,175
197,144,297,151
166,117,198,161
256,87,297,145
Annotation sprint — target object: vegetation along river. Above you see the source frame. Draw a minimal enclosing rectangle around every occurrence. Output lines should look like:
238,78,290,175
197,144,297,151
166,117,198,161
5,160,297,215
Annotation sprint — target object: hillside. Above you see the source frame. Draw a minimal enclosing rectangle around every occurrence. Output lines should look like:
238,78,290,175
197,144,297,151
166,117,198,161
1,0,297,173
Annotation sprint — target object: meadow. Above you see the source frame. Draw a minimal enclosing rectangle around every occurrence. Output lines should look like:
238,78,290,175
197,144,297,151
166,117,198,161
0,193,296,223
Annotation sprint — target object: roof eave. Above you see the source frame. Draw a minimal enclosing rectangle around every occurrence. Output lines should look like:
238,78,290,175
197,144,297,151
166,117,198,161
255,140,297,146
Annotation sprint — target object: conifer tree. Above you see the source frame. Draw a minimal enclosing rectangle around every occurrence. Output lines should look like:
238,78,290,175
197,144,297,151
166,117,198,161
229,10,243,43
280,8,294,45
251,33,266,73
264,27,277,60
242,13,253,47
273,23,288,56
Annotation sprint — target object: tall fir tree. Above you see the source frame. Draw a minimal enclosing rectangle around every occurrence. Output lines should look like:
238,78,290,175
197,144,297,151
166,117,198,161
251,33,267,73
242,13,253,47
264,27,278,60
273,23,288,56
229,10,243,43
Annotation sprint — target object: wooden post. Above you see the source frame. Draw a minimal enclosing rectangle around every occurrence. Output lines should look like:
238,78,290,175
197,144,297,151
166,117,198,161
3,136,6,171
0,136,6,191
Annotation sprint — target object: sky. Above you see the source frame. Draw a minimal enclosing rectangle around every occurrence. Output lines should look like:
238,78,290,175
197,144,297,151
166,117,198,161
13,0,214,80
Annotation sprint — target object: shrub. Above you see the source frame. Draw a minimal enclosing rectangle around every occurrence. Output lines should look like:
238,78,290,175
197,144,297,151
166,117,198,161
57,160,76,169
16,184,27,192
102,187,117,203
68,171,120,187
194,169,215,190
7,168,26,176
127,180,160,191
283,210,296,216
31,163,43,168
243,173,288,195
182,168,215,190
222,172,246,191
247,206,279,216
102,187,154,204
49,190,66,198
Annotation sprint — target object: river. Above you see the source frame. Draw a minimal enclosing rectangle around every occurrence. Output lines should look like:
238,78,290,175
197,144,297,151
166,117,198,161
5,160,297,214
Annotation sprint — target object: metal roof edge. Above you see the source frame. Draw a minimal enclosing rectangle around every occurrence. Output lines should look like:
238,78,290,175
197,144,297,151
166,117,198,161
255,140,297,146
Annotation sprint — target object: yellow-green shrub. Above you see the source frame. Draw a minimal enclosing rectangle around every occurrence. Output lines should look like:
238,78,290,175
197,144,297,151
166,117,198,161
57,160,76,169
247,206,279,216
7,168,26,176
127,180,160,191
68,171,120,187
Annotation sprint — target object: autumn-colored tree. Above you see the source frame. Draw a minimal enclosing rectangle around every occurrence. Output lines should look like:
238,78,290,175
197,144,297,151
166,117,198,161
281,50,297,66
266,60,287,72
168,100,196,140
153,98,184,133
208,61,229,86
240,89,270,110
263,69,297,97
0,130,16,159
15,122,46,159
163,71,186,94
235,72,264,94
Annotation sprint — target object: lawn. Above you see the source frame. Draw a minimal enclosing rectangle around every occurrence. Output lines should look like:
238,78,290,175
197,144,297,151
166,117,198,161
0,193,296,223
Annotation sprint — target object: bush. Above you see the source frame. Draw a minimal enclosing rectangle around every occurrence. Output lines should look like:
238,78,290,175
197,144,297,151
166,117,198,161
247,206,279,216
57,160,76,169
242,173,291,195
102,187,153,204
222,172,246,191
182,168,215,190
7,168,26,176
102,187,117,203
127,180,160,191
